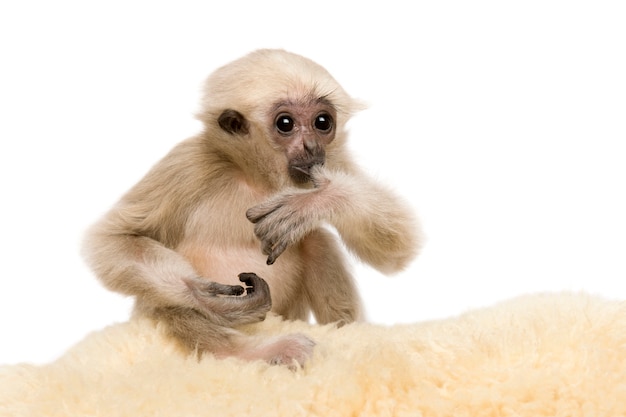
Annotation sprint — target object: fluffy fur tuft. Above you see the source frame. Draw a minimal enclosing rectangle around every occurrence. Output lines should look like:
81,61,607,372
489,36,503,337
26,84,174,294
2,292,625,416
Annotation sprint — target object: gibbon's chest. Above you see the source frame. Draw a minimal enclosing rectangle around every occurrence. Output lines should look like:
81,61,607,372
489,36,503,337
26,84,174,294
176,190,305,306
182,178,265,247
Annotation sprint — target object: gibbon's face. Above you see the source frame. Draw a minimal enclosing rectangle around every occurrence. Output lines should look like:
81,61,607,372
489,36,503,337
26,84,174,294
269,97,337,184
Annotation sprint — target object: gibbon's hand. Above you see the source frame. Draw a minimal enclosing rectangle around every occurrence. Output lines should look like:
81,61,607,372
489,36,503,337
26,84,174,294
246,187,326,265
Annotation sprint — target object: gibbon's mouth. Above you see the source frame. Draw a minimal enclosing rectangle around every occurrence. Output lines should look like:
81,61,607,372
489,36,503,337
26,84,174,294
289,159,324,184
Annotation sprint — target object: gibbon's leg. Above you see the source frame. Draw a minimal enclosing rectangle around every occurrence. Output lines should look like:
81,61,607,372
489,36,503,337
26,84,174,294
300,229,363,326
277,286,311,322
148,304,315,368
224,333,316,370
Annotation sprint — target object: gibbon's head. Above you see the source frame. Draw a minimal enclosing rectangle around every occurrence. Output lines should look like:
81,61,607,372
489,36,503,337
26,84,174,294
198,49,364,184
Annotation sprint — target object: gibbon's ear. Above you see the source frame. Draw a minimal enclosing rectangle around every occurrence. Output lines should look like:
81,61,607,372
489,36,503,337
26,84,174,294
218,109,249,135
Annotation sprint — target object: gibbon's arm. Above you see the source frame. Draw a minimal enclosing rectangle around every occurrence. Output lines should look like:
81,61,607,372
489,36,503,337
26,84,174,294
82,140,268,318
247,165,421,274
323,167,421,273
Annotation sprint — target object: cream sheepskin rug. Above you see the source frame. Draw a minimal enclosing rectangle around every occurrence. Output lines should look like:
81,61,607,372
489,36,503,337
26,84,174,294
1,292,625,416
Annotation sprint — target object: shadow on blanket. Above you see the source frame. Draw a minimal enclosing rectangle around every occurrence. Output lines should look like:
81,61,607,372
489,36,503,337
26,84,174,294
1,292,625,416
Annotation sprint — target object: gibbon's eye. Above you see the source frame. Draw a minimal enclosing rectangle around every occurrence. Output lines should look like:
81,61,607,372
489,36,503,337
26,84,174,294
314,113,333,132
276,114,295,134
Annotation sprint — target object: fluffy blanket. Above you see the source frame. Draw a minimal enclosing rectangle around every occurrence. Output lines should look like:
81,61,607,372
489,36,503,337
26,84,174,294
1,292,625,416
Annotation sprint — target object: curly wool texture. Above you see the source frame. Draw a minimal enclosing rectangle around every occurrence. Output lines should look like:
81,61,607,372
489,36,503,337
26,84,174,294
1,292,625,416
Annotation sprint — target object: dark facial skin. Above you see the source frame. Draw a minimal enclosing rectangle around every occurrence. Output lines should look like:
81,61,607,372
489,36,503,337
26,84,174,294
217,98,337,185
270,98,337,184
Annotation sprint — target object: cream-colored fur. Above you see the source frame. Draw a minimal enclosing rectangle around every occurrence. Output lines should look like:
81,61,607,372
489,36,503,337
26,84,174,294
2,292,625,416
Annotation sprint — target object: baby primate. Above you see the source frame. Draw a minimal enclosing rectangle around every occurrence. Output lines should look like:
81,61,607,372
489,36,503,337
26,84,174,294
83,49,422,367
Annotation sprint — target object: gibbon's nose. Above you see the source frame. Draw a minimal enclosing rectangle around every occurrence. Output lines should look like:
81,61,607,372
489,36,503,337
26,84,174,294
303,134,322,157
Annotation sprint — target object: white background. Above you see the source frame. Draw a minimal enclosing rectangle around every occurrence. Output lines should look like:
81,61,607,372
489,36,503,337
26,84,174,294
1,1,624,365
